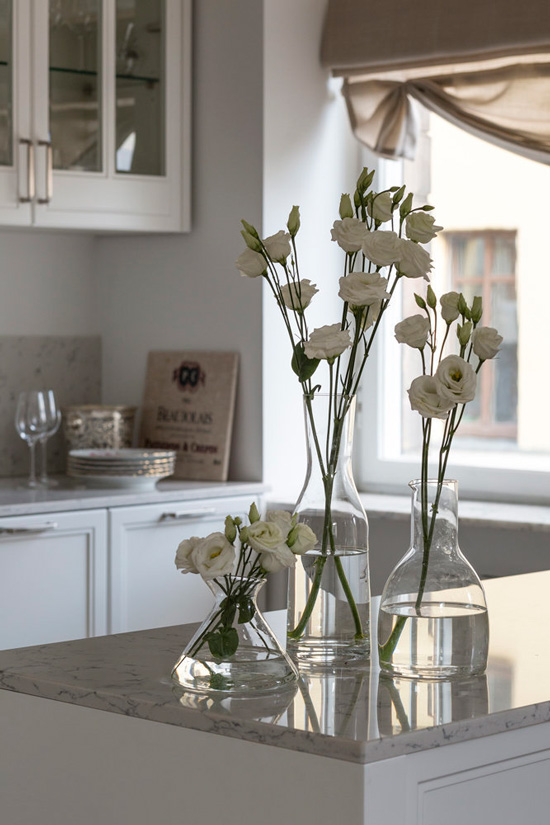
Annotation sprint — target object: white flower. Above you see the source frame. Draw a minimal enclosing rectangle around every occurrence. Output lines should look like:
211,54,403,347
280,279,318,312
361,230,402,267
330,218,367,253
435,355,477,405
394,314,430,349
408,375,455,419
175,536,201,574
235,248,267,278
405,212,443,243
338,271,390,308
265,509,293,539
397,239,433,280
259,544,297,574
362,301,382,330
367,191,393,223
263,230,291,262
440,291,460,323
191,532,235,579
247,520,286,554
304,323,351,361
471,327,503,361
287,522,317,555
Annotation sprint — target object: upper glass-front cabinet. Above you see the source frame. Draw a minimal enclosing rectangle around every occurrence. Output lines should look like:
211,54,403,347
0,0,190,232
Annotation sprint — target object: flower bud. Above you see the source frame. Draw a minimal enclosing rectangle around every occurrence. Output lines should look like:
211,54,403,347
339,193,354,220
224,515,237,543
458,293,468,316
241,229,263,252
414,293,427,309
248,502,260,523
287,205,301,237
399,192,413,219
241,219,259,238
458,321,472,347
239,526,248,543
471,296,483,324
426,285,437,309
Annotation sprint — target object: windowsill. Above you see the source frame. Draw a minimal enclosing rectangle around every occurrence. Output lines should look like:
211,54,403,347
360,492,550,532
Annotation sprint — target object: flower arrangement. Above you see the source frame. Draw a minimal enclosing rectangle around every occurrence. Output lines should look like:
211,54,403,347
174,503,316,660
236,168,442,646
379,287,503,663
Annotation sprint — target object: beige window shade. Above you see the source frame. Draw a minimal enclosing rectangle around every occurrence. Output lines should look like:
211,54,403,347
321,0,550,162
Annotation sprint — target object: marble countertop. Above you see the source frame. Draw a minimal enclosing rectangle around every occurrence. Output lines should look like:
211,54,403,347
0,572,549,765
0,477,266,517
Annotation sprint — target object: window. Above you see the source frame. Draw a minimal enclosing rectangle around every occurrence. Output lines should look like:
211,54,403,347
357,110,550,503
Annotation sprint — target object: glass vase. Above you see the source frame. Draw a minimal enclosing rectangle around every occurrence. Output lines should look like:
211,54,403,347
287,393,370,668
171,576,298,694
378,479,489,680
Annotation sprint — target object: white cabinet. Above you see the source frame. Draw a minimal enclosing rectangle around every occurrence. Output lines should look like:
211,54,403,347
109,496,254,633
0,508,107,649
0,0,191,232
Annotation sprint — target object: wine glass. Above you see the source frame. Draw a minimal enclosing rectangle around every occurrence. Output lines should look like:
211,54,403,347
14,391,49,488
38,390,62,487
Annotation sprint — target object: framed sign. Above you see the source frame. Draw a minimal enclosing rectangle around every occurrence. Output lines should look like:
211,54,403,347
139,351,239,481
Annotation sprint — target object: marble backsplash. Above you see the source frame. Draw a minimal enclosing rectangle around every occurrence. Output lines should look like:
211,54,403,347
0,336,101,478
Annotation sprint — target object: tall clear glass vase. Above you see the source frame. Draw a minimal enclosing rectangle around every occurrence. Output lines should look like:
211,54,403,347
378,479,489,680
287,394,370,668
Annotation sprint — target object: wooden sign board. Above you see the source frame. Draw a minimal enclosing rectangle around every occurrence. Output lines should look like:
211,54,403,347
139,351,239,481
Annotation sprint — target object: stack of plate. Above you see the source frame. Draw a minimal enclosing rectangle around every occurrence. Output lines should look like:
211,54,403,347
67,449,177,490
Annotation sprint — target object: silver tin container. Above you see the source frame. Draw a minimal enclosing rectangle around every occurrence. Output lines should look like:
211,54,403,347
62,405,137,451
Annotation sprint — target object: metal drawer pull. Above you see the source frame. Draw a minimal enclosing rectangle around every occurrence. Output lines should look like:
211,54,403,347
0,522,58,535
19,138,35,203
160,509,216,522
37,139,53,204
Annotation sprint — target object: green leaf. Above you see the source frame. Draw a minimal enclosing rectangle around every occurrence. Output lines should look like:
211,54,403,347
220,597,237,627
209,673,230,691
238,596,256,624
207,627,239,659
291,344,319,383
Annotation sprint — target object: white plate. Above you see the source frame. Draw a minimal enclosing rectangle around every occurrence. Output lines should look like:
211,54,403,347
67,472,169,490
69,449,176,462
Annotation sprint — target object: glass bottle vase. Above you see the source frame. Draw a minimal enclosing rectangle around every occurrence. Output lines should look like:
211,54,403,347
287,394,370,668
172,576,298,694
378,479,489,680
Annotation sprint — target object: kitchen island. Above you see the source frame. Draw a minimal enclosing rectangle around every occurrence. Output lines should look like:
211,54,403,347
1,572,549,825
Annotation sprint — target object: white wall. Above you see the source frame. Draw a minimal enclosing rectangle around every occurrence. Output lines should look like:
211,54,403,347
94,0,264,481
0,230,97,335
262,0,362,502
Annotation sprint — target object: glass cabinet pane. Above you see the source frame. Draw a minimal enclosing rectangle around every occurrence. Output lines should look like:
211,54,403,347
49,1,102,171
116,0,165,175
0,0,13,167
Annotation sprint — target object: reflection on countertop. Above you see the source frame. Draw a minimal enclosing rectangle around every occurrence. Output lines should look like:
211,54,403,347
0,572,549,764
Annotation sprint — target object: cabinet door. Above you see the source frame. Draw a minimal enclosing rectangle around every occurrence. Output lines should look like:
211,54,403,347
0,0,33,225
31,0,191,232
109,497,254,634
0,509,107,649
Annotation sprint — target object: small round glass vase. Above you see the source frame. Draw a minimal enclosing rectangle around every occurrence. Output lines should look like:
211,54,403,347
171,576,298,695
287,393,370,668
377,479,489,680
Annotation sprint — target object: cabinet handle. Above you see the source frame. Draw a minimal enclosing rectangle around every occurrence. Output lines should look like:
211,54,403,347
0,522,58,535
160,509,216,522
37,140,53,204
19,138,35,203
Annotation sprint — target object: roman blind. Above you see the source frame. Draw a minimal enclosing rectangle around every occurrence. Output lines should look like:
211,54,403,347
321,0,550,162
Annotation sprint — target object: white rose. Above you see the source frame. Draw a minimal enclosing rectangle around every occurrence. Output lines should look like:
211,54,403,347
440,291,460,323
397,239,433,280
330,218,367,253
405,212,443,243
304,323,351,361
247,520,286,553
408,375,455,419
435,355,477,405
471,327,503,361
259,544,297,574
235,248,267,278
287,522,317,555
175,536,201,574
280,278,318,312
367,191,393,223
394,314,430,349
263,230,291,262
265,509,293,539
191,532,235,579
338,271,390,308
361,230,402,267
